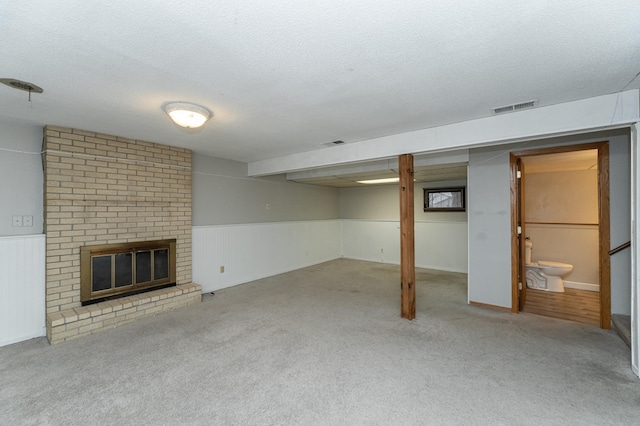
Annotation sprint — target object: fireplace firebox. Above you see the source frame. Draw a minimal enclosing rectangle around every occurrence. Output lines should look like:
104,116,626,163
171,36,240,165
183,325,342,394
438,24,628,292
80,239,176,305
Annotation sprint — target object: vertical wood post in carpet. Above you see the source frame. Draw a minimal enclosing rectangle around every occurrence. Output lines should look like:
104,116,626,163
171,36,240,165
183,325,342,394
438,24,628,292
399,154,416,320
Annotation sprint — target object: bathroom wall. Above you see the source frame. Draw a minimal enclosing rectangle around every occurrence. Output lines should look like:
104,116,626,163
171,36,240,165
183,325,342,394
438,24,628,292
524,169,599,287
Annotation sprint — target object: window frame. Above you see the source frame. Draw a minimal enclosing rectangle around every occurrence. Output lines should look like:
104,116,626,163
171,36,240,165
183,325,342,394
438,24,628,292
423,187,466,212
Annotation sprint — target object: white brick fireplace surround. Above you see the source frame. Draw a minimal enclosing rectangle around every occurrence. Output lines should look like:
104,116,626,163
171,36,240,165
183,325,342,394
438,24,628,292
43,126,200,344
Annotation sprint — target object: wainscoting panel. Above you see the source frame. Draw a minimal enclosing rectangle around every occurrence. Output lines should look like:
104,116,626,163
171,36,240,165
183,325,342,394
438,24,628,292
526,223,599,285
0,235,46,347
341,220,468,273
340,220,401,264
193,220,342,292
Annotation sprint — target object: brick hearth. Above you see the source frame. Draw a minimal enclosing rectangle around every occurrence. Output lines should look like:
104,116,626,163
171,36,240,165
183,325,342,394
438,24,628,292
47,283,201,344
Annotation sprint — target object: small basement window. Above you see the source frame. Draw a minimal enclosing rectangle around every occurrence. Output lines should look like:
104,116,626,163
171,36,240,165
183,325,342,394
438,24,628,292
424,187,465,212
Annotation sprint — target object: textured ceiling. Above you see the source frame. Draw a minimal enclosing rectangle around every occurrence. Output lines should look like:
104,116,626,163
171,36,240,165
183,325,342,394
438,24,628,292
1,1,639,165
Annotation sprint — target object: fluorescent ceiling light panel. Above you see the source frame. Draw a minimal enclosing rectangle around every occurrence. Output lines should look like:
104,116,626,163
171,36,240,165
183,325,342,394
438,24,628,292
356,177,400,184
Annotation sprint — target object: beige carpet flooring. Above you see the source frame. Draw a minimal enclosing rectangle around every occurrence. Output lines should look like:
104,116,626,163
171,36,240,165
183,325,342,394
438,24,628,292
1,259,638,425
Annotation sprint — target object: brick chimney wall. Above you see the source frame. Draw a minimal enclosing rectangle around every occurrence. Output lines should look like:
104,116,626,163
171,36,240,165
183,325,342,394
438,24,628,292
43,126,192,315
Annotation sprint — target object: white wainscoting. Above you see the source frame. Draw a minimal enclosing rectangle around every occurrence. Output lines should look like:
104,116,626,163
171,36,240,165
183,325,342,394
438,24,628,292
340,219,468,273
0,234,46,347
193,220,342,292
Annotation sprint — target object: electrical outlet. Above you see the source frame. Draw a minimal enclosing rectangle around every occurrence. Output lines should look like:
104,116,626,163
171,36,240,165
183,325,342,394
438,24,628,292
266,203,271,210
22,215,33,227
220,265,225,273
12,216,22,227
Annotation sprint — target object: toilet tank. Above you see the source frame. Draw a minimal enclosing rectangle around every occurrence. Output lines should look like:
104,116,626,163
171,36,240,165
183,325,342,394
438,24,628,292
525,239,532,264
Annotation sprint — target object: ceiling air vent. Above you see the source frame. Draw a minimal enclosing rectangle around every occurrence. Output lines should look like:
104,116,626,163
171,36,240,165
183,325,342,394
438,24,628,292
492,100,538,115
493,105,514,114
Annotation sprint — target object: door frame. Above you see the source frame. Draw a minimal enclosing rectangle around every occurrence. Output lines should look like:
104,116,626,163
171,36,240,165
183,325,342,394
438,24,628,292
510,141,610,329
631,123,639,377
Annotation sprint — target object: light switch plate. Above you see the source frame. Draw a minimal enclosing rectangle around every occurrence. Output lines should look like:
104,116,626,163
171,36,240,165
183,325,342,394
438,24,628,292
12,216,22,227
22,215,33,227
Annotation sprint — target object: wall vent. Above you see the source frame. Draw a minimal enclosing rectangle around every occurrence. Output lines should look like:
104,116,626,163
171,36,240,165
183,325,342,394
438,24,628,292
492,100,538,115
493,105,514,114
323,140,346,147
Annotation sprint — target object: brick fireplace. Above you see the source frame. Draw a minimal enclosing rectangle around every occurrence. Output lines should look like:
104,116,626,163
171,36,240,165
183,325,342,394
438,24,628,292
43,126,201,343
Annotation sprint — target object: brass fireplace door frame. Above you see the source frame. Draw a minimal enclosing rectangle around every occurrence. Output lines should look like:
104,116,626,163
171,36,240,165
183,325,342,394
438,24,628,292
80,239,176,304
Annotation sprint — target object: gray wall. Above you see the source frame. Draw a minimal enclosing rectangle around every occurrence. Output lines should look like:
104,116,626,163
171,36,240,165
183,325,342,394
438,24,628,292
610,134,632,315
0,122,339,236
192,153,339,225
468,129,631,313
1,119,631,314
0,120,43,236
468,146,513,307
339,180,467,222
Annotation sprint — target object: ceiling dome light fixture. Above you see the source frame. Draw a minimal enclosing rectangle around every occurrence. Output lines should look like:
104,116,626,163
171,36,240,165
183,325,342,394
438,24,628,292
0,78,44,101
163,102,212,128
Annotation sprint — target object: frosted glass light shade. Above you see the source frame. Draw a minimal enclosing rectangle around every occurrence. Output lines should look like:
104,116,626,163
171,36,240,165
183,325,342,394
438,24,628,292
164,102,211,128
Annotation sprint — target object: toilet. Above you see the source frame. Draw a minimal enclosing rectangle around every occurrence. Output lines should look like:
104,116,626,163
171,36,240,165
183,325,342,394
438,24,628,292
524,239,573,293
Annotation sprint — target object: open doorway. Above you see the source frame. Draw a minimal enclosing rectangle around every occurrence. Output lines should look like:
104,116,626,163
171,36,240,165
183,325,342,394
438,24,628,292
510,142,610,329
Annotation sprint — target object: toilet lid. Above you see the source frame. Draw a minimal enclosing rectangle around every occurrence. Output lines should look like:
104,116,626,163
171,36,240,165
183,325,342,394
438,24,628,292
537,260,571,268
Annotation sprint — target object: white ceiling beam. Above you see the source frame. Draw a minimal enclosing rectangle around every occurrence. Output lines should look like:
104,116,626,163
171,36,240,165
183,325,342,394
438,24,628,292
286,150,469,181
249,89,639,176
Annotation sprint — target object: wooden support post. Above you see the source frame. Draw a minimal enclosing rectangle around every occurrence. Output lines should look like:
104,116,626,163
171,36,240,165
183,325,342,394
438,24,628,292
399,154,415,320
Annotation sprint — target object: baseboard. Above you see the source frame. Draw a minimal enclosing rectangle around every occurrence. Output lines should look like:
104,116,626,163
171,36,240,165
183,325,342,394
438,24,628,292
611,315,631,348
563,280,599,292
340,256,468,274
0,333,45,348
415,262,467,274
469,301,512,313
200,256,340,293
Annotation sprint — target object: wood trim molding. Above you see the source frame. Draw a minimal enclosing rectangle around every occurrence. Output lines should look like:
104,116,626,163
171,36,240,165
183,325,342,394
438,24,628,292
510,141,607,158
510,154,519,313
598,142,611,329
510,141,611,329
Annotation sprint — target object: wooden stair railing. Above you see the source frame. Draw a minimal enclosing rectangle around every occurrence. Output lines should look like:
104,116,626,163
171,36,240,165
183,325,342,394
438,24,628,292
609,241,631,256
